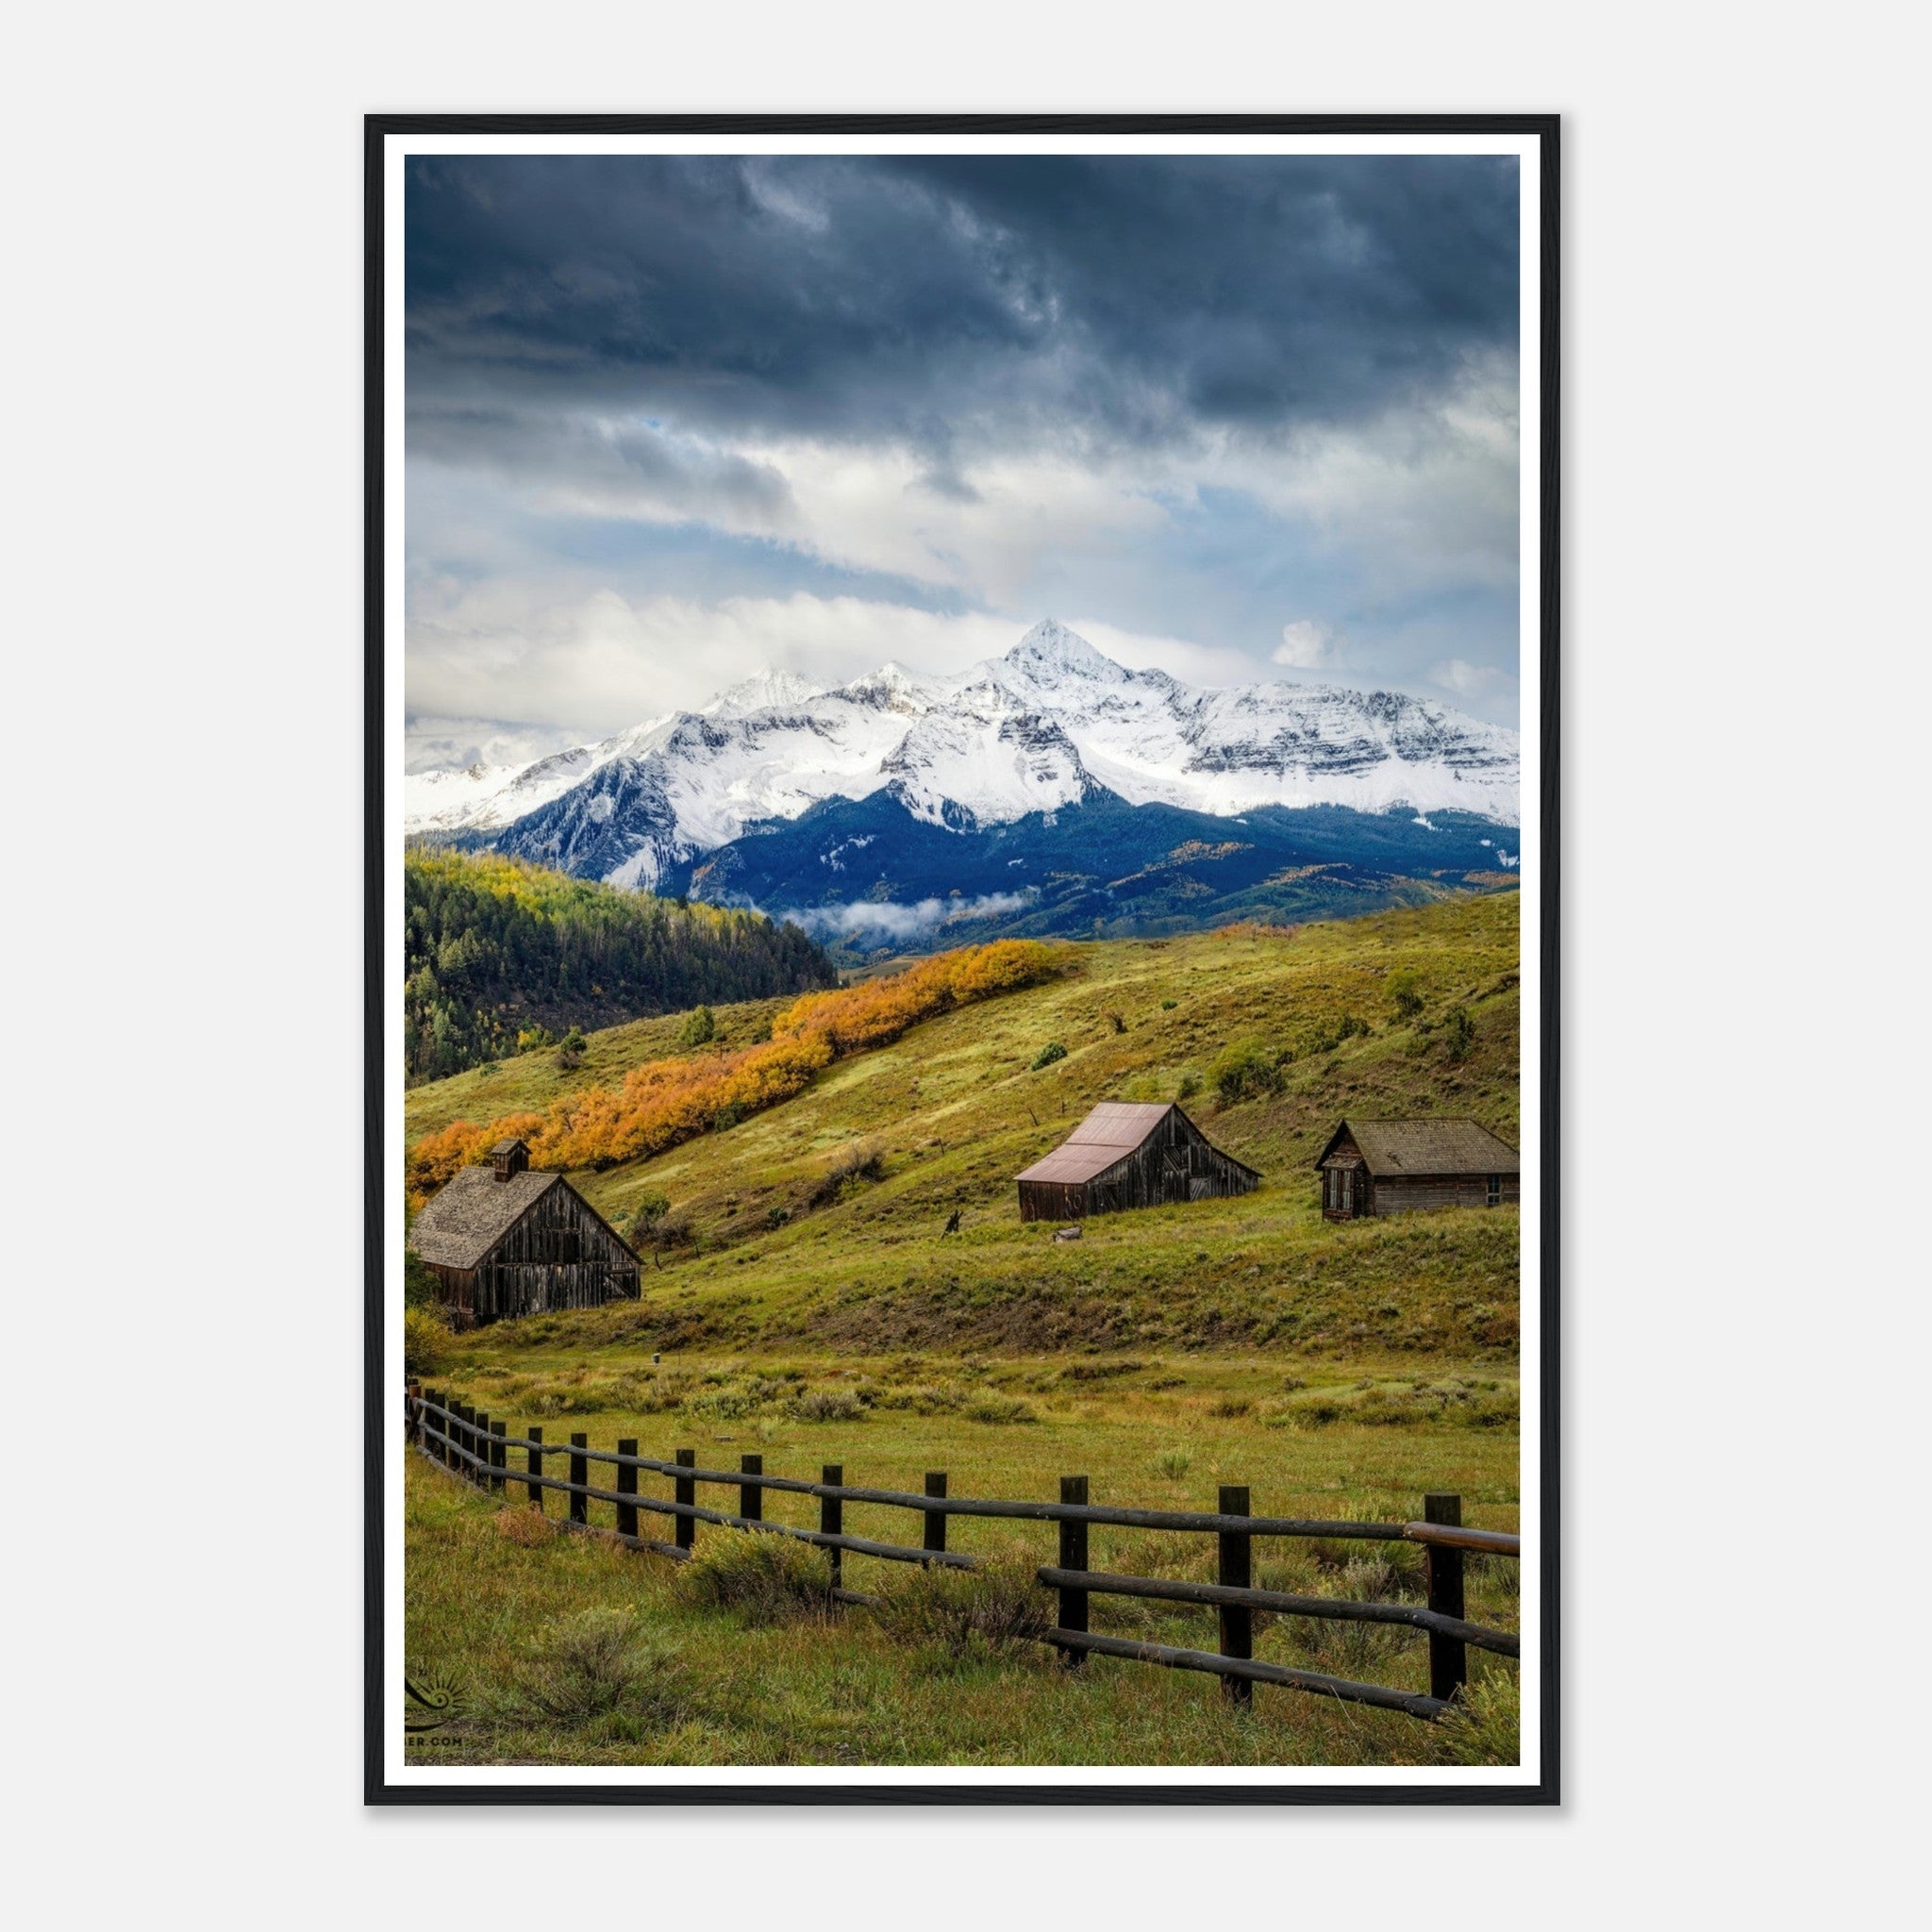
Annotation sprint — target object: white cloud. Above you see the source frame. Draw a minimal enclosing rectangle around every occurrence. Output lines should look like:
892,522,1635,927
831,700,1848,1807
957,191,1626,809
1430,657,1503,697
778,892,1034,940
1222,349,1521,592
406,589,1003,733
404,580,1480,754
1274,619,1338,670
403,716,589,774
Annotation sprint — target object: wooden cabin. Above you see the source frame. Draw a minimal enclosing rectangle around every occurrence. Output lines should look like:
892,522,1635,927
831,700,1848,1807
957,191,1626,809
1016,1102,1261,1223
408,1139,640,1327
1314,1119,1520,1221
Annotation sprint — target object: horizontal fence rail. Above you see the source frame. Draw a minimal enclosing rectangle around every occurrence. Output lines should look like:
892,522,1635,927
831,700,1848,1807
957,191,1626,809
406,1388,1519,1723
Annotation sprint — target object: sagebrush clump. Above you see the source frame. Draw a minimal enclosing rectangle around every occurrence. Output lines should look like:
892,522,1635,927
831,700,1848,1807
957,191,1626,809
869,1557,1053,1662
490,1609,682,1728
678,1530,837,1625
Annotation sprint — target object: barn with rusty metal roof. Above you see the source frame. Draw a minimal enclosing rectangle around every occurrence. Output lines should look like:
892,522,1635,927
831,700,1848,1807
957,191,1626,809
1015,1102,1261,1223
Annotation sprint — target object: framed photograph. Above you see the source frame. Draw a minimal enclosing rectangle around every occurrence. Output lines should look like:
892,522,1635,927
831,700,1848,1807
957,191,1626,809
368,113,1558,1805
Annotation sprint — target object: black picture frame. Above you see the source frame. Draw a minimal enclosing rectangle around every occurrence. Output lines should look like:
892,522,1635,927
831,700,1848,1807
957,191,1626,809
365,112,1559,1807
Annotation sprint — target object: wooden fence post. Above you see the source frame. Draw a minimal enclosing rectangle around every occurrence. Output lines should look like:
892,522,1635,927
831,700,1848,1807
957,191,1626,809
1218,1485,1254,1707
1058,1475,1090,1665
475,1413,492,1488
924,1473,948,1560
424,1390,441,1461
526,1426,544,1510
1424,1492,1467,1703
822,1465,843,1587
406,1385,420,1448
675,1448,696,1551
458,1405,476,1478
490,1420,507,1492
741,1455,763,1524
569,1433,589,1525
616,1439,639,1539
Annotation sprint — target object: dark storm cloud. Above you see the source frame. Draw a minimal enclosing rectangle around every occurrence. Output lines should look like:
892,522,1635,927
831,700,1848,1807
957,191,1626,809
405,153,1518,458
403,152,1524,741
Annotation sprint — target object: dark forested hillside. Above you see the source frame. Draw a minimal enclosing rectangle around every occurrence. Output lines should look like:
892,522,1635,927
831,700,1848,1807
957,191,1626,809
404,849,835,1083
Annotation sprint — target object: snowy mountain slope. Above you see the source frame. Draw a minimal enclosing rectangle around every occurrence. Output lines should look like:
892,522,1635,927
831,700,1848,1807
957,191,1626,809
974,620,1518,819
406,620,1520,890
400,737,626,833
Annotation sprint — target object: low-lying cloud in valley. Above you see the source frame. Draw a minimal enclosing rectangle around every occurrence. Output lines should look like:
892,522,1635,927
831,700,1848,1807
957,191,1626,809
777,892,1035,941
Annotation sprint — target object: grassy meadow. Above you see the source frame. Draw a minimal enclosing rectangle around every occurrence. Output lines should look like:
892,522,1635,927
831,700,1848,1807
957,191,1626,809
403,891,1524,1768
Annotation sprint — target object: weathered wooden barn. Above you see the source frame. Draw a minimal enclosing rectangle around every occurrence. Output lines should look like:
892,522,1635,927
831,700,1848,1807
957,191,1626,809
408,1139,640,1326
1015,1102,1262,1223
1315,1119,1520,1221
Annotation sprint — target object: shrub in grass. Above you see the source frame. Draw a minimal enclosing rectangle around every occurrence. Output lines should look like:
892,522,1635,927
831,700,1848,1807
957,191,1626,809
808,1141,886,1207
1154,1448,1192,1481
1442,1005,1475,1062
1388,970,1424,1021
1031,1041,1068,1070
403,1246,441,1309
791,1387,865,1424
1208,1039,1281,1104
963,1395,1037,1424
1175,1068,1202,1101
676,1005,716,1047
1208,1396,1253,1418
404,1305,454,1376
626,1191,672,1244
494,1609,682,1726
493,1506,552,1547
683,1377,785,1421
1426,1669,1521,1766
1160,998,1178,1010
678,1529,836,1626
869,1557,1053,1662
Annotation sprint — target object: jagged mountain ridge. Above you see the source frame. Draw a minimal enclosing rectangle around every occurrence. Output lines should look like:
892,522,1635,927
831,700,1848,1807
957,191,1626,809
406,621,1520,894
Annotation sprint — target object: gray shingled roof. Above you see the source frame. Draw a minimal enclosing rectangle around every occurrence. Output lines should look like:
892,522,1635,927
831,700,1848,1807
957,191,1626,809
1317,1118,1519,1176
409,1166,563,1271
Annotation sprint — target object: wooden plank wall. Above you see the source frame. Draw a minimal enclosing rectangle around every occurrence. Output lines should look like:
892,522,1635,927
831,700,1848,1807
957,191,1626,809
1372,1175,1521,1216
1018,1111,1259,1222
470,1186,640,1324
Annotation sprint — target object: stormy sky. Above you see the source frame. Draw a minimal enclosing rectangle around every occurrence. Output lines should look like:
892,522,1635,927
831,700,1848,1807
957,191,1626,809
405,153,1521,768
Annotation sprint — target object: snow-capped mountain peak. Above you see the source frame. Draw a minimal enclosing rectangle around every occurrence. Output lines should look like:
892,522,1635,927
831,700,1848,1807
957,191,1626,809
831,661,939,714
999,616,1128,686
701,669,824,716
408,620,1521,891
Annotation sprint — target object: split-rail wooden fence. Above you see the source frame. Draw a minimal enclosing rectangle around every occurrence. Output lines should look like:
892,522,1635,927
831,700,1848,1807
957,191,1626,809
407,1386,1520,1723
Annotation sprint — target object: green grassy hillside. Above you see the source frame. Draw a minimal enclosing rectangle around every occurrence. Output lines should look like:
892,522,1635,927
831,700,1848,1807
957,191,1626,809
406,891,1524,1768
407,892,1520,1360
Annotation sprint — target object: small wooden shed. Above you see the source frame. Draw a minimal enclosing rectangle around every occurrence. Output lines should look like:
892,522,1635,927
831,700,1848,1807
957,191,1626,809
1016,1101,1261,1223
408,1139,640,1327
1314,1119,1520,1221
